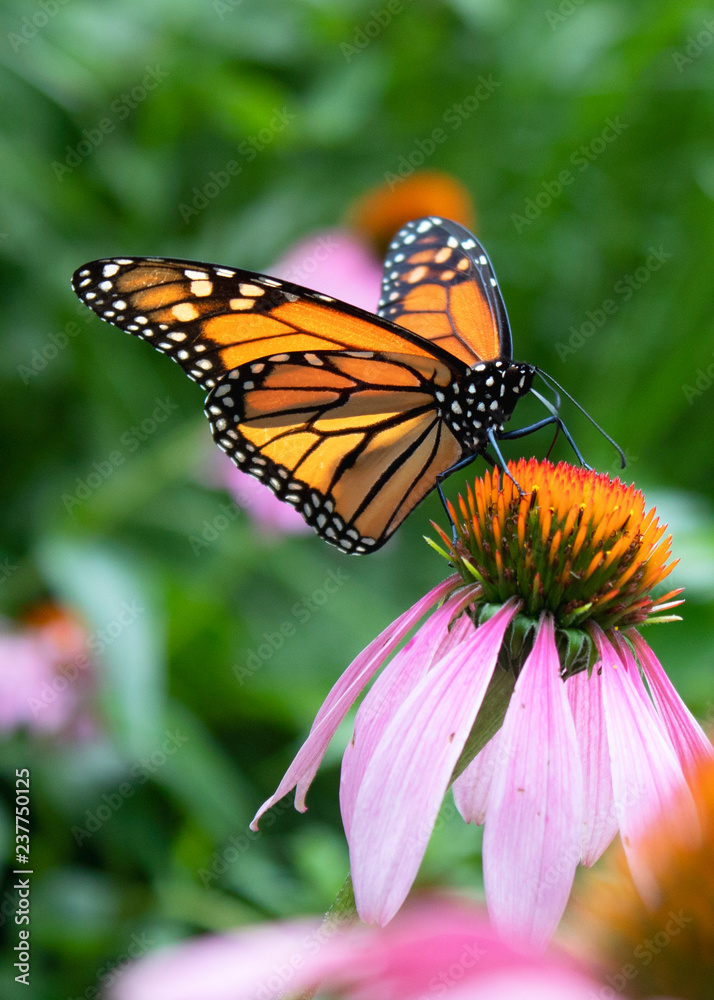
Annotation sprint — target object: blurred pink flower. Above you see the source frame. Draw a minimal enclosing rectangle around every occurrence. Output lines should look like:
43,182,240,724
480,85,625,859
250,462,713,950
110,898,603,1000
218,459,313,538
0,605,94,738
270,229,382,312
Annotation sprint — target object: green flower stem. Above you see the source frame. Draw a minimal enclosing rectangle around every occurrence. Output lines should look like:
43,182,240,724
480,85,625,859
325,872,358,926
450,665,515,784
291,875,359,1000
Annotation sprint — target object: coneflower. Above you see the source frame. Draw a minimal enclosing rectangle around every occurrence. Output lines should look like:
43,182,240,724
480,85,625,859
252,460,712,950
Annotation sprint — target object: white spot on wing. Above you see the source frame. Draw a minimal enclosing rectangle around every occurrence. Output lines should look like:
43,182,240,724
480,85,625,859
173,302,199,321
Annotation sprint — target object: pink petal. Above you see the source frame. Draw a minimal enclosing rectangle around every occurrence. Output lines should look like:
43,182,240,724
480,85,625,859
452,726,506,826
611,633,670,738
251,576,462,828
341,597,476,837
350,599,519,925
566,667,618,866
428,605,478,663
629,630,714,782
483,614,584,953
591,625,699,902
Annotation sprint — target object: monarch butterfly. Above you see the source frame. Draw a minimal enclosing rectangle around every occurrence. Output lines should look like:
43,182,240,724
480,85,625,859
71,216,621,554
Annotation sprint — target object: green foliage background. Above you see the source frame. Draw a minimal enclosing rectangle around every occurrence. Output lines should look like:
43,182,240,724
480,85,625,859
1,1,713,996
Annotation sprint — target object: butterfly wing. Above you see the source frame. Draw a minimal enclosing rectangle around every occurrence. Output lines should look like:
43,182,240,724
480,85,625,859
378,216,512,366
70,229,520,553
71,257,451,392
204,350,464,553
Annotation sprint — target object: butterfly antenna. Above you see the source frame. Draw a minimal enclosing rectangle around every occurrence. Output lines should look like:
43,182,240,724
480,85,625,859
530,389,591,468
541,380,562,461
534,368,626,469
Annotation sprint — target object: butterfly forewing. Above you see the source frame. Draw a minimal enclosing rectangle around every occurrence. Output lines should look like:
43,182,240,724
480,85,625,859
378,216,512,365
71,257,452,392
205,350,463,553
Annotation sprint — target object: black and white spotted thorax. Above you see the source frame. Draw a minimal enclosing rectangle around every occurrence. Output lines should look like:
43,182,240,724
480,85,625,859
439,360,535,452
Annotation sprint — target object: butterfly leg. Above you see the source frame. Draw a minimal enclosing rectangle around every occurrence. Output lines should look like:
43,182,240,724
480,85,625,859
485,428,528,494
436,431,528,544
436,452,484,543
499,415,557,439
436,479,458,545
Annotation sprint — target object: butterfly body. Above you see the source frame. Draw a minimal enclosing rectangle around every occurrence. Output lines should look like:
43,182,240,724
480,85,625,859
435,359,535,454
72,216,540,553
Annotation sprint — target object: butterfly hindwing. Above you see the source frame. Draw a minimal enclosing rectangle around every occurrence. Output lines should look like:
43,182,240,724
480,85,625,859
378,216,512,366
71,256,451,392
204,350,464,553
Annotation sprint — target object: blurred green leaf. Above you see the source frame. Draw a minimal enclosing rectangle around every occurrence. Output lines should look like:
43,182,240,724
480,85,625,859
35,536,166,756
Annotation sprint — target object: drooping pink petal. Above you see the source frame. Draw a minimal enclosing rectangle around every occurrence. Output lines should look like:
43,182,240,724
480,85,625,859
483,614,584,952
629,630,714,782
428,603,478,664
341,598,476,837
610,632,670,740
591,624,699,902
566,666,618,866
350,599,519,925
251,576,463,828
301,577,468,765
452,726,506,826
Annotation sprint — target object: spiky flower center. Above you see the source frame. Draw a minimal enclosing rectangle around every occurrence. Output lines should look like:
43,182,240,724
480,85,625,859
435,459,680,632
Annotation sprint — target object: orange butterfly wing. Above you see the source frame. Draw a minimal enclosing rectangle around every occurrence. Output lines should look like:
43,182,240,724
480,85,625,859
378,216,512,366
205,350,463,552
71,257,450,392
72,220,530,554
